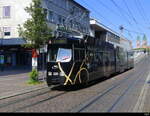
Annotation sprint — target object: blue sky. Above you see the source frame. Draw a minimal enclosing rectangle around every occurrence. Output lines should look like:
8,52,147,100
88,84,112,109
75,0,150,48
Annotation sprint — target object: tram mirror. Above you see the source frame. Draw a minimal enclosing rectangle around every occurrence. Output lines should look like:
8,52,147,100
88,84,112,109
56,48,72,63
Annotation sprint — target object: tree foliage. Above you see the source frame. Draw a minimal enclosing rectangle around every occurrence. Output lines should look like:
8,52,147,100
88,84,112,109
18,0,52,49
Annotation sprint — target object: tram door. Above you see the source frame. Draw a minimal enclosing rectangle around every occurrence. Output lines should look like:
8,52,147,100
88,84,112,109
103,52,111,77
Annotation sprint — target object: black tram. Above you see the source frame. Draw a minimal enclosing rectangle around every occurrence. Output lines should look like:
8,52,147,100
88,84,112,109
46,36,134,86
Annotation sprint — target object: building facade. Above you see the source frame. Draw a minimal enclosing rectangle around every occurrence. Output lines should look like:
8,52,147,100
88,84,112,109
90,19,133,50
0,0,32,69
0,0,90,69
42,0,90,38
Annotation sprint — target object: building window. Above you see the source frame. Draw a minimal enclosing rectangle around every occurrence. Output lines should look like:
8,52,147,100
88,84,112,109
58,15,62,24
48,10,54,22
3,27,11,36
3,6,11,18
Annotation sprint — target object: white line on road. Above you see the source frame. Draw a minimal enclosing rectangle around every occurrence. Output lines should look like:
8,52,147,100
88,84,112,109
133,70,150,112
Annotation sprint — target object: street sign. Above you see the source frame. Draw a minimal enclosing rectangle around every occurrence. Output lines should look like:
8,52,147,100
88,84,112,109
0,55,4,64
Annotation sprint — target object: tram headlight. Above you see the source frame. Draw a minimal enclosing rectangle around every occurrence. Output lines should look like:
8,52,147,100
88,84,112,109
60,72,65,76
48,72,52,76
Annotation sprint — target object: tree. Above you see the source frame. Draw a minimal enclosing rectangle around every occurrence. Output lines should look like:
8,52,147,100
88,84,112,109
18,0,52,70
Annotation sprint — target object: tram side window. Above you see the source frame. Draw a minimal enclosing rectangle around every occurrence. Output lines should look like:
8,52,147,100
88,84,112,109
47,49,58,62
99,52,103,65
80,50,85,60
74,50,85,61
74,50,80,61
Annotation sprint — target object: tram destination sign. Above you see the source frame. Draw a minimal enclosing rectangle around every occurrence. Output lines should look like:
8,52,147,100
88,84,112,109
53,38,67,44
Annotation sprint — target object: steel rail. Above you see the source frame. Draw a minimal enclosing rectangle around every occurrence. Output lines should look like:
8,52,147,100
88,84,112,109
107,62,148,112
0,86,49,101
14,91,67,112
70,57,147,112
0,87,51,109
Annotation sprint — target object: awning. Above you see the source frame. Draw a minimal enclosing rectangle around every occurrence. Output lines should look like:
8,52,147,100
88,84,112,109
0,38,27,46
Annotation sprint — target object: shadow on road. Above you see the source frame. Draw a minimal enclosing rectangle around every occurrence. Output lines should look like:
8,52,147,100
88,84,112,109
50,69,132,92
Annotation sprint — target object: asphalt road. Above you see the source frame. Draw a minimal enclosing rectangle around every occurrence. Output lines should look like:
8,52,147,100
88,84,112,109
0,55,150,112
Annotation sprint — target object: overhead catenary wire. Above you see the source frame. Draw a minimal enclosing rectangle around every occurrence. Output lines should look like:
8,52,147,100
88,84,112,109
122,0,144,34
110,0,132,26
136,0,150,24
95,0,138,40
124,28,145,35
134,0,148,25
76,0,146,40
81,0,118,28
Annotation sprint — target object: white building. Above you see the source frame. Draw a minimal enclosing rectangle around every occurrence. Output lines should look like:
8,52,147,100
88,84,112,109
0,0,90,69
0,0,90,39
0,0,31,39
90,18,133,50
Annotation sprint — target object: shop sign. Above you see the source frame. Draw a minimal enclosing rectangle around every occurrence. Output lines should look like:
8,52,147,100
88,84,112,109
0,55,4,64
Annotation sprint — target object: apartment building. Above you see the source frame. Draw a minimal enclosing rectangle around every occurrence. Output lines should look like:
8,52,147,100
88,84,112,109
0,0,90,69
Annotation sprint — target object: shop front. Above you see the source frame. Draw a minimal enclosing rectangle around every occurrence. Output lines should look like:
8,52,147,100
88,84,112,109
0,38,32,70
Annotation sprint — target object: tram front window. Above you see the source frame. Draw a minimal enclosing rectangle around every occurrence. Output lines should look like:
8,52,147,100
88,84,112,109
47,48,58,62
56,48,72,63
48,48,72,63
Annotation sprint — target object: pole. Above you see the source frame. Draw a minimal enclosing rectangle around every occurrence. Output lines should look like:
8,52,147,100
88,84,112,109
0,28,4,71
42,51,45,81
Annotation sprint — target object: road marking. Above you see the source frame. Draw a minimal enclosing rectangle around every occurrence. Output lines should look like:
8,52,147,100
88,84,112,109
133,71,150,112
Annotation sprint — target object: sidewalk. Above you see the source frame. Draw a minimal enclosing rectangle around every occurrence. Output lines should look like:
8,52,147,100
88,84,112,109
0,69,47,98
0,66,31,77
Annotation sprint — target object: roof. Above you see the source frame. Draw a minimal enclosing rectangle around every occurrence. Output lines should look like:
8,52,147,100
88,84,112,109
70,0,90,12
0,38,27,46
90,18,132,43
90,19,120,37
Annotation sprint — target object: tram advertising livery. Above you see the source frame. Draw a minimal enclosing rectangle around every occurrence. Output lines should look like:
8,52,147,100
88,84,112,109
46,36,134,86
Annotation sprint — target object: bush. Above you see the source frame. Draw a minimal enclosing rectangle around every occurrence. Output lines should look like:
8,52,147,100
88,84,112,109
27,69,40,85
29,69,39,81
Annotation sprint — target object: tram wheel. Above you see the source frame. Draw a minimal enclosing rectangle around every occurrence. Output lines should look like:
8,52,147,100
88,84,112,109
80,69,89,85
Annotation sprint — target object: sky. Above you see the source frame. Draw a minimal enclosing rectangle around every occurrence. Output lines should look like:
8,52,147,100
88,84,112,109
75,0,150,48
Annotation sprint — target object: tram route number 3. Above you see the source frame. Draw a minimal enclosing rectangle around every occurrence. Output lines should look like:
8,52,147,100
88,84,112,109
0,55,4,64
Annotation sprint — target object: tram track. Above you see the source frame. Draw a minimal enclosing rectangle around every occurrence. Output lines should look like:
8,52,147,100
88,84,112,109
70,57,148,112
0,85,69,112
107,65,148,112
14,91,67,112
0,87,50,109
0,57,147,112
108,56,150,112
0,86,48,100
